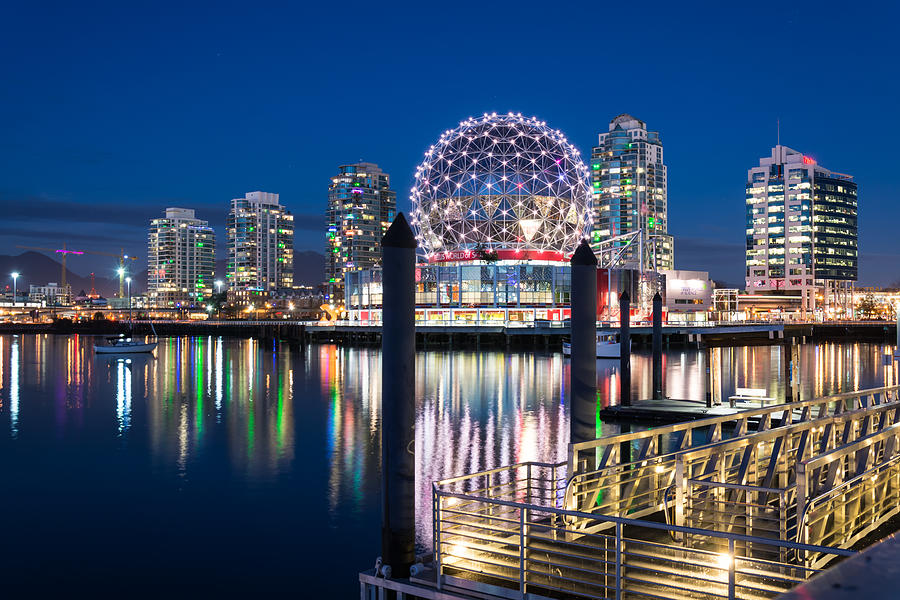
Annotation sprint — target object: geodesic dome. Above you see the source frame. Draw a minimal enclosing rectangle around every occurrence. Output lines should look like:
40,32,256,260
410,112,592,258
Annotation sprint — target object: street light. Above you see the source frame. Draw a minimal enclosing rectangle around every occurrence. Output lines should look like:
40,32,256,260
214,280,224,320
11,272,19,307
125,276,132,322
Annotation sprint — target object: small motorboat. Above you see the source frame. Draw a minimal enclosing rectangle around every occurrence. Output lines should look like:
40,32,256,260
562,334,627,359
94,335,158,354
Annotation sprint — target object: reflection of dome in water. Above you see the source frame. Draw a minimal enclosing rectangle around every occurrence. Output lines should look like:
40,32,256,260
410,112,592,256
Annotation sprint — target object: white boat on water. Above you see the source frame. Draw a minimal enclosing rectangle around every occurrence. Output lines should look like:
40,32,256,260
94,335,157,354
562,334,627,359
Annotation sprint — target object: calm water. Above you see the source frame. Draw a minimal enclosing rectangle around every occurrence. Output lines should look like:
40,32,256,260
0,334,896,597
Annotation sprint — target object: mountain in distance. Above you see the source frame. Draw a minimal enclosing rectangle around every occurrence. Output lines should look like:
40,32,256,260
139,252,326,291
0,252,120,297
0,250,327,298
210,252,325,288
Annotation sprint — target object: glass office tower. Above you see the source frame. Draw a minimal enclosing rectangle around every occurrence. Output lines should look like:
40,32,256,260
745,145,857,317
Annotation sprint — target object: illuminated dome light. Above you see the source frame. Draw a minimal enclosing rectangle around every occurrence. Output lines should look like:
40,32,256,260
410,113,592,261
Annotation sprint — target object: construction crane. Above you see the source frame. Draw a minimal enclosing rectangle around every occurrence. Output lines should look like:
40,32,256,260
16,244,138,296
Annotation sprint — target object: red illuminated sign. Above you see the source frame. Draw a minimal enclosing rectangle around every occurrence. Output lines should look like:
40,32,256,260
426,249,567,263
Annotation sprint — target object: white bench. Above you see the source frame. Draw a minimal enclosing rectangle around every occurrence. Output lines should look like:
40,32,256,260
729,387,776,408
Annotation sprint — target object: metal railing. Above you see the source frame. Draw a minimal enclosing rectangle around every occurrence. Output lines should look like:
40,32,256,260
433,487,853,600
565,387,900,523
569,386,900,477
410,387,900,600
434,461,568,508
797,421,900,565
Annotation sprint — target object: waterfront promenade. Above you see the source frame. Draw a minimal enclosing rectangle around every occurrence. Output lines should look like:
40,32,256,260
0,318,896,349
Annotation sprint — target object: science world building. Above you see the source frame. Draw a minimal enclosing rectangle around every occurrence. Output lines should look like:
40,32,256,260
350,113,591,322
346,113,701,323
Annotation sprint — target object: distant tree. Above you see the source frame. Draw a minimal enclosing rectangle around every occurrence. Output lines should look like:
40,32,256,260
92,311,105,321
474,242,499,263
857,294,878,319
204,291,228,311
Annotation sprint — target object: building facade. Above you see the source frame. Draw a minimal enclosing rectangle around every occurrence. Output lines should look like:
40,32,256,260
590,114,673,271
745,145,857,317
147,207,216,308
660,269,712,323
227,191,294,294
28,282,72,306
346,263,663,324
326,163,396,302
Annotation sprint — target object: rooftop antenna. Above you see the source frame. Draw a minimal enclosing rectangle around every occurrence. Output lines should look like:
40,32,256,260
777,118,780,146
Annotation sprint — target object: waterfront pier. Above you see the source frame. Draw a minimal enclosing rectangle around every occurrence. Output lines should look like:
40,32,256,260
361,385,900,599
3,319,898,350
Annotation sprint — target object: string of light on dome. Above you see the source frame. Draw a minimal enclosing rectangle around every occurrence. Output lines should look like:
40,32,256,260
410,113,592,259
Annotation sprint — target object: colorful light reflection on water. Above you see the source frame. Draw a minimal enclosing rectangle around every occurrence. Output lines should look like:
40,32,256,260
0,334,896,596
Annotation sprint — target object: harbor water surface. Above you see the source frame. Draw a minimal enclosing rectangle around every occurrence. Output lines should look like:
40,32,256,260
0,334,895,597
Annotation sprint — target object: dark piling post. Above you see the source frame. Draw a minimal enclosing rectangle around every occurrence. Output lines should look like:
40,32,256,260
783,338,793,403
619,292,631,407
652,292,663,400
570,240,598,447
380,213,417,578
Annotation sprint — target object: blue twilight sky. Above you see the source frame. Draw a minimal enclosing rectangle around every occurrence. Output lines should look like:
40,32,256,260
1,0,898,287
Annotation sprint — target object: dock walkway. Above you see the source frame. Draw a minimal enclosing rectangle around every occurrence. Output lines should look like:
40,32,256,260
362,386,900,599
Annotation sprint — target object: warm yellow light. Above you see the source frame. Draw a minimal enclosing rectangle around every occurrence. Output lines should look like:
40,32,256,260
449,543,471,560
715,553,733,570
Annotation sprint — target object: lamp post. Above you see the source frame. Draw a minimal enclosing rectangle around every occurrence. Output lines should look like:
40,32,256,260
11,272,19,307
215,280,224,319
125,276,132,323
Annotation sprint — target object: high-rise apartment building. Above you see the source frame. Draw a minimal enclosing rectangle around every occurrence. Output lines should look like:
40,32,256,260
590,114,673,270
326,162,396,301
147,207,216,308
745,145,857,316
227,191,294,293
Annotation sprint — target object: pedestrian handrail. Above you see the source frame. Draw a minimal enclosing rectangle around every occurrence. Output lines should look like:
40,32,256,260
433,486,853,600
569,386,900,476
795,421,900,563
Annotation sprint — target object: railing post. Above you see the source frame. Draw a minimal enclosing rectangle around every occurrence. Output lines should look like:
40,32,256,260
674,455,686,539
526,463,532,505
519,507,528,598
551,464,557,508
728,538,736,600
615,521,622,600
433,487,442,590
